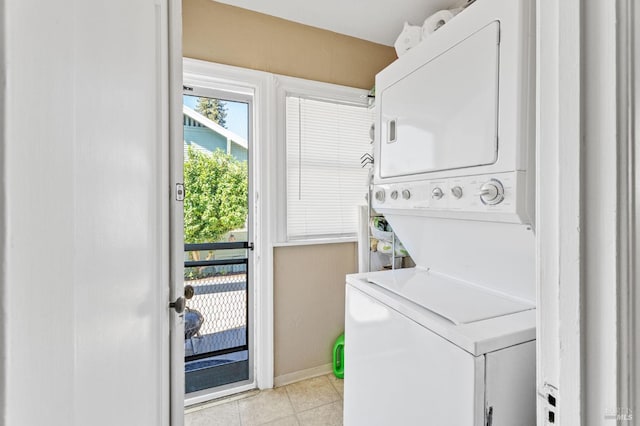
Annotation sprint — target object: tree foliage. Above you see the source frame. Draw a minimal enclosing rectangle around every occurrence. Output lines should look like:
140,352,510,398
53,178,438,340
184,146,248,244
196,97,228,128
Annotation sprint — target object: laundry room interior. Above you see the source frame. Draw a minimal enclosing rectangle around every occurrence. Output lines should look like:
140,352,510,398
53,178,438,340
1,0,637,425
179,0,634,424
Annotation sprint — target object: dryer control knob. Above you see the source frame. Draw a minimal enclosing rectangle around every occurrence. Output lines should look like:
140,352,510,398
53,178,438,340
390,190,398,200
402,189,411,200
478,179,505,205
431,187,444,200
374,189,385,203
451,186,463,199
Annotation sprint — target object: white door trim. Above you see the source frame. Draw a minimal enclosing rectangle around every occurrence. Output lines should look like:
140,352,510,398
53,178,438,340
619,0,637,418
537,0,636,424
168,1,185,425
632,0,640,417
581,1,620,422
182,58,276,393
536,1,583,421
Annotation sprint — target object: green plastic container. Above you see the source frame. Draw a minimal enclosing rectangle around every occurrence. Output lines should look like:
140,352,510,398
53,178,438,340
332,333,345,379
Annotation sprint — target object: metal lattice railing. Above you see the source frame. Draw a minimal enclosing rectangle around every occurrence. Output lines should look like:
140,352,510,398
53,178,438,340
183,242,249,362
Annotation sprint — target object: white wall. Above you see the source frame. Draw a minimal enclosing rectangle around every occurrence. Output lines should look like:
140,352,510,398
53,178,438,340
1,1,172,425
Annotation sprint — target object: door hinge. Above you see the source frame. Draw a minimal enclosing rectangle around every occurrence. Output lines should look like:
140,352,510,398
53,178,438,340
248,242,255,251
176,183,185,201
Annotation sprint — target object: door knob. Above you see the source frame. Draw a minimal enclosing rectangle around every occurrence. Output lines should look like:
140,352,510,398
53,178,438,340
170,285,195,313
169,297,185,314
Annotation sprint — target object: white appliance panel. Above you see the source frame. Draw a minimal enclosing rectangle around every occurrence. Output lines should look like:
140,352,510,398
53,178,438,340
366,268,533,325
347,272,536,355
372,170,532,225
344,286,484,426
485,341,536,425
379,22,500,179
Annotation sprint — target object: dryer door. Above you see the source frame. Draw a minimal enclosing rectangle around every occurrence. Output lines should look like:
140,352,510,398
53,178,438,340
379,21,500,178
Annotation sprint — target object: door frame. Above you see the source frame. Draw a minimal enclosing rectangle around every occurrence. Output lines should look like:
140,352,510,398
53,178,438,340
182,85,255,403
537,0,637,423
179,58,275,405
168,0,184,424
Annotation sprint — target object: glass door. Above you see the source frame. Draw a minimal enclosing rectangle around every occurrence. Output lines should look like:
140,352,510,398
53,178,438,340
181,92,253,395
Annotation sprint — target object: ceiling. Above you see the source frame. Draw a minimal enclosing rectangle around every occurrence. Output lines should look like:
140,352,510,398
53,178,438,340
215,0,465,46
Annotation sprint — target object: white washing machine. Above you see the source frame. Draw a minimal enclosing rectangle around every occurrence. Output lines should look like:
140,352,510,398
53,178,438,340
344,268,536,426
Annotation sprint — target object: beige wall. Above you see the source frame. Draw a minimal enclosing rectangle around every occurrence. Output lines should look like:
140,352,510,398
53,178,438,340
273,243,357,379
183,0,389,382
182,0,397,89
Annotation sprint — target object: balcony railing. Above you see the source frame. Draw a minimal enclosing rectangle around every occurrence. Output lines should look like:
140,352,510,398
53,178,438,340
183,242,249,362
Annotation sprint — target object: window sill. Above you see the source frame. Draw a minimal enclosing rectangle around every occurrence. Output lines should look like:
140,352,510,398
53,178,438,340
272,237,358,248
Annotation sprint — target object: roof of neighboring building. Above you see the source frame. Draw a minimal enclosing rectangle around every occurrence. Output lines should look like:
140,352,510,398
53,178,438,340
183,105,248,150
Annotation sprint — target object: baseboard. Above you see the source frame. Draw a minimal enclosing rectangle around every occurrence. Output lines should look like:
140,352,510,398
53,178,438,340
274,363,333,387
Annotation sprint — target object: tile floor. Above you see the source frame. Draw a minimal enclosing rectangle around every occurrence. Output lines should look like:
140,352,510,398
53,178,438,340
185,374,344,426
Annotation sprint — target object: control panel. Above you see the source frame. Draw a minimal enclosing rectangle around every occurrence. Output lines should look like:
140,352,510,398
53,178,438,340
371,172,531,224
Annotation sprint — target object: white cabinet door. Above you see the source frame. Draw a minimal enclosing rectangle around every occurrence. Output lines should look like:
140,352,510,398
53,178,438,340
1,0,180,425
344,286,484,426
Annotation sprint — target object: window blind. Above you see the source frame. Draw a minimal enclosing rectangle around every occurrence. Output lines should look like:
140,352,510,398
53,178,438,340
286,96,373,240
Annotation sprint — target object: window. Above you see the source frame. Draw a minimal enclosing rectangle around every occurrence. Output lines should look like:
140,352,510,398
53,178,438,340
285,95,373,240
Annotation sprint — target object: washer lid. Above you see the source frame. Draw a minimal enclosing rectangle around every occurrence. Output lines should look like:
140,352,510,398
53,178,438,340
366,268,534,325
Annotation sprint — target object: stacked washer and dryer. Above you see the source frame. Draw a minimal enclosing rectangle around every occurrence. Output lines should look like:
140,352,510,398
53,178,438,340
344,0,536,425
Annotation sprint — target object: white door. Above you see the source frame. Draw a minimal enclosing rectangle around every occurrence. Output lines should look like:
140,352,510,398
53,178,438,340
1,0,183,425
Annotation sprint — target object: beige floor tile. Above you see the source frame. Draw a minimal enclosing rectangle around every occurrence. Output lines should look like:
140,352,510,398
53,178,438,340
285,376,341,413
238,387,295,426
326,373,344,398
297,401,343,426
262,415,300,426
185,400,241,426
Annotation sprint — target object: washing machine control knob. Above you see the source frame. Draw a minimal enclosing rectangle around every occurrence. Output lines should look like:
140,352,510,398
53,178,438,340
451,186,463,199
402,189,411,200
390,190,398,200
478,179,505,205
374,189,385,203
431,187,444,200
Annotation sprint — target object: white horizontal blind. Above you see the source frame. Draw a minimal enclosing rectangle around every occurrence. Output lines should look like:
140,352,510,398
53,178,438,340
286,96,373,240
